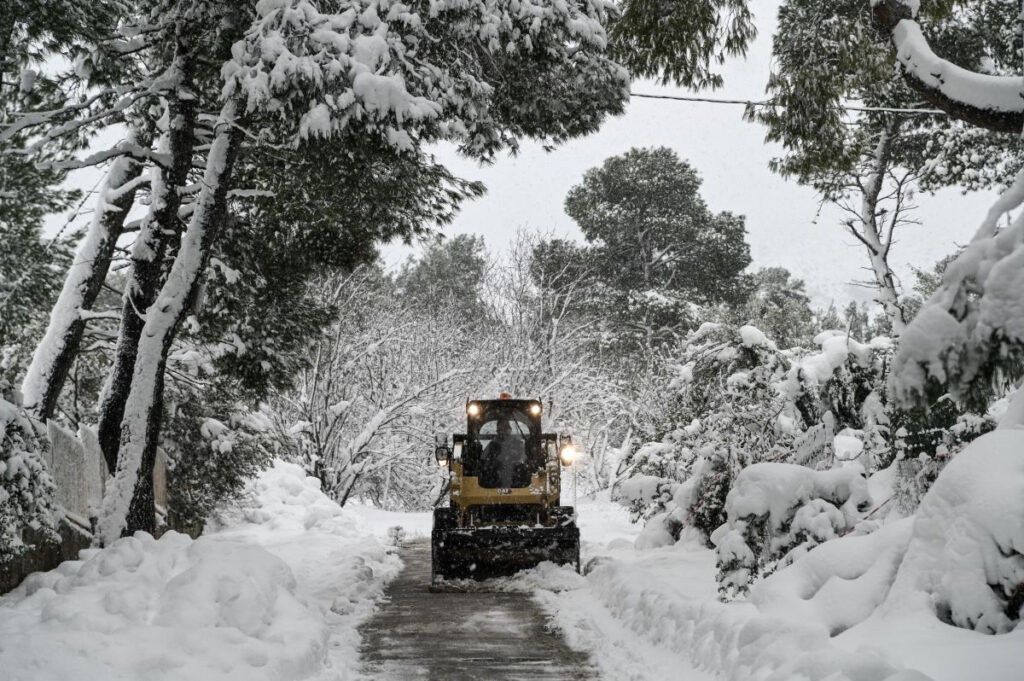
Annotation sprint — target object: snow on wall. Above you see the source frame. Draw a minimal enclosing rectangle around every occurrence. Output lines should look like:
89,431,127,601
44,421,105,524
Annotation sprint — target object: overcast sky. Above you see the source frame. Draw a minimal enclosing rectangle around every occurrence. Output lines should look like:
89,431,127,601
45,1,1000,311
382,3,999,309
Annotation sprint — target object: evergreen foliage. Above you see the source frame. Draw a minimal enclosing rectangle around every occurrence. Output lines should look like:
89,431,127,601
564,147,752,356
395,234,491,320
0,379,58,561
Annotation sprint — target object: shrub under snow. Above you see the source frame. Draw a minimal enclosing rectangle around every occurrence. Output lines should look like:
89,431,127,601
884,429,1024,634
712,462,872,598
0,386,58,561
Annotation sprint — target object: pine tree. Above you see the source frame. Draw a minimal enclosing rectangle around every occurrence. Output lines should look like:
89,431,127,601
738,267,814,348
395,235,491,321
564,147,752,358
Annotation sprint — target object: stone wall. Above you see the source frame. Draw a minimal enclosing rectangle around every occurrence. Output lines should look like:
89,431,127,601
1,427,169,595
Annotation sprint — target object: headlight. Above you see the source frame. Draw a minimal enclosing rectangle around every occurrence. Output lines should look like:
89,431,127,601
559,443,576,466
529,402,542,416
467,402,480,417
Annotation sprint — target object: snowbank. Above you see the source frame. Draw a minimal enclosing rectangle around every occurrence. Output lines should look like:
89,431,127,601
519,427,1024,681
0,460,401,681
752,518,914,636
883,430,1024,634
823,430,1024,681
529,540,929,681
533,432,1024,681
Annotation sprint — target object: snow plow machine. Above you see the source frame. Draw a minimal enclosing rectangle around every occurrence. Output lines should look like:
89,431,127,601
430,394,580,582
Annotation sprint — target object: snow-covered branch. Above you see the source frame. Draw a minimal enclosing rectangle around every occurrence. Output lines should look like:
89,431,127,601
872,0,1024,133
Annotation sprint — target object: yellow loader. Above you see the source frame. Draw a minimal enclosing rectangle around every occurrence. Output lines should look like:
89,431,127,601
431,394,580,581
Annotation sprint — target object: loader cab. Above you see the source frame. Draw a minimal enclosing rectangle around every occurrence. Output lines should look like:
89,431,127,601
463,398,544,488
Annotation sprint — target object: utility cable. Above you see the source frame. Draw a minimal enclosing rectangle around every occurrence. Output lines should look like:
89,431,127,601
629,91,946,116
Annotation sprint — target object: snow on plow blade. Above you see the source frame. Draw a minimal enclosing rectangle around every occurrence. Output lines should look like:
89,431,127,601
432,524,580,580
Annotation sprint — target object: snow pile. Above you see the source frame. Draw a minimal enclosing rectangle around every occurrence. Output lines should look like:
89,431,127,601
530,541,929,681
738,324,771,348
0,460,400,681
883,429,1024,633
752,518,914,636
713,463,871,597
0,532,323,681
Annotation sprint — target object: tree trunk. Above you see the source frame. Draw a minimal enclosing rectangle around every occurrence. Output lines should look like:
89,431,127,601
99,100,243,542
22,150,144,423
852,120,909,335
96,32,198,474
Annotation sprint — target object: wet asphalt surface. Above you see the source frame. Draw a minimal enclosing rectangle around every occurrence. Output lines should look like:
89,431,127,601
358,539,594,680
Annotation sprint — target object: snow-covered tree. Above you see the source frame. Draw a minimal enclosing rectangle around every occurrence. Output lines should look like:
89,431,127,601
276,268,475,508
619,323,800,544
564,147,752,360
752,0,1021,334
161,396,277,534
4,0,631,542
395,234,491,321
881,1,1024,417
733,267,815,349
609,0,756,90
489,231,633,492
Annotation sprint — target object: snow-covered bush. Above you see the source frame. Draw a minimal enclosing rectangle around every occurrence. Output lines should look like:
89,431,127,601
885,429,1024,634
891,171,1024,415
623,324,897,551
0,381,58,561
162,399,276,533
751,518,915,636
889,398,997,515
620,324,802,542
616,471,676,523
713,463,872,599
780,331,894,471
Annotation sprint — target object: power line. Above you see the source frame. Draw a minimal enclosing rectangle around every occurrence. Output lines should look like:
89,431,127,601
629,91,946,116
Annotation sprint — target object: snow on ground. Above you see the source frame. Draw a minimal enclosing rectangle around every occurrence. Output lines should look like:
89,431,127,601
521,440,1024,681
4,456,1021,681
522,495,931,681
0,461,403,681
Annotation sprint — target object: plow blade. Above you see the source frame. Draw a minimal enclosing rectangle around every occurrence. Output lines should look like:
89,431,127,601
431,524,580,581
